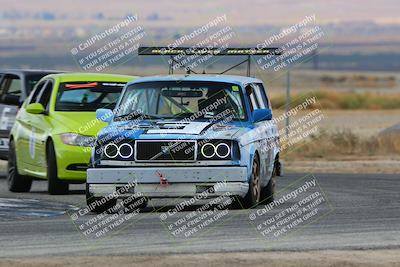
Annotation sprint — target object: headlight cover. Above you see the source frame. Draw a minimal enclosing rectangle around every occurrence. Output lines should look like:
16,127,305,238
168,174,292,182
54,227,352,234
198,140,237,160
100,140,135,161
60,133,95,147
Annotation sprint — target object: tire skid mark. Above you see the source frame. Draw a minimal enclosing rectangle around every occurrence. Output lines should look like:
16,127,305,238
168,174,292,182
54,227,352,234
0,198,78,221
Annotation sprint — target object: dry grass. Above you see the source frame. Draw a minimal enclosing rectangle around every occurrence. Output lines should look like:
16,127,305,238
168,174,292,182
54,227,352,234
320,74,396,88
284,129,400,160
271,91,400,110
2,250,400,267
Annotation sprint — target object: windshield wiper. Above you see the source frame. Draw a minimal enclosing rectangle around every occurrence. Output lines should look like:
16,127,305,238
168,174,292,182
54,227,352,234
114,112,162,121
174,112,196,118
141,114,162,120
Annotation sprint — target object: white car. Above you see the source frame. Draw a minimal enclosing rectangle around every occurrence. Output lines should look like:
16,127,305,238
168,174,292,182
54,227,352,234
86,74,282,212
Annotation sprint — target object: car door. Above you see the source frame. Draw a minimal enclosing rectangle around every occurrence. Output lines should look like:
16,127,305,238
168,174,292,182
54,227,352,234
16,80,49,175
32,79,54,171
26,80,54,174
0,74,22,154
247,83,275,184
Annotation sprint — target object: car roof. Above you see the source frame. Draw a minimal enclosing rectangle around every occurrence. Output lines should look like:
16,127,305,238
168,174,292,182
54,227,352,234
127,74,262,87
0,69,64,76
42,73,137,83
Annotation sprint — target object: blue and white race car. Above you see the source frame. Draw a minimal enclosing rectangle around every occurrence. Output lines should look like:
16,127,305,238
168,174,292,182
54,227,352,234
86,74,281,212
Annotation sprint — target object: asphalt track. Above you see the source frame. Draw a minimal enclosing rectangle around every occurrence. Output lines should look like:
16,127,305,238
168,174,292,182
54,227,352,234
0,172,399,258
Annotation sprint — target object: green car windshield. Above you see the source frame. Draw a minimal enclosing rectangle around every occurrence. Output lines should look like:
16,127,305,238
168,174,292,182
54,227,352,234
55,82,125,111
116,81,247,121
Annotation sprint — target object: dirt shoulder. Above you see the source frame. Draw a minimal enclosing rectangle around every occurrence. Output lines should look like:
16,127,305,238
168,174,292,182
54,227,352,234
284,156,400,174
1,249,400,267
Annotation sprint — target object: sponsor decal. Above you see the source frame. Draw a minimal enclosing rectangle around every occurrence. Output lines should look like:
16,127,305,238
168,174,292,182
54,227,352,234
29,128,36,159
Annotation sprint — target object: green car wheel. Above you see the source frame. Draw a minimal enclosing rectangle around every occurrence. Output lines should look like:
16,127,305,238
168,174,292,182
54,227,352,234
7,140,32,192
47,140,69,195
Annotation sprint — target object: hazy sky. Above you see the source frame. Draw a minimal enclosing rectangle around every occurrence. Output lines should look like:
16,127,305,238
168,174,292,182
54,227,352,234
1,0,399,26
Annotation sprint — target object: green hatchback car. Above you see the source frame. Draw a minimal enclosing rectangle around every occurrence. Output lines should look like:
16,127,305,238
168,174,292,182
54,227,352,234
8,73,137,194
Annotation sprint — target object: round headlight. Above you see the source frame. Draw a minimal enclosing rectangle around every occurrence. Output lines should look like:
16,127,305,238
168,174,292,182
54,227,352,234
201,143,216,158
119,143,134,158
215,143,230,158
104,143,119,158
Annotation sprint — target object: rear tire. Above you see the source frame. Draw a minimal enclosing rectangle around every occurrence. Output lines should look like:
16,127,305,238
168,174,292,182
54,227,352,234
261,177,275,204
86,183,117,213
7,140,32,192
47,140,69,195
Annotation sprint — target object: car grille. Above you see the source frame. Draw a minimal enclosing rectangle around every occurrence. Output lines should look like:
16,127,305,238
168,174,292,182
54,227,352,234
135,140,196,161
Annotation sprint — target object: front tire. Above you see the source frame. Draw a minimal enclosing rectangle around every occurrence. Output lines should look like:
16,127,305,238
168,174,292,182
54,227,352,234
260,157,277,204
123,196,148,211
7,140,32,192
47,140,69,195
86,183,117,213
238,154,261,209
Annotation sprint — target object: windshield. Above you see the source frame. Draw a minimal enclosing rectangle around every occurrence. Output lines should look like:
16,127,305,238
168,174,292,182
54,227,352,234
116,81,247,121
55,82,125,111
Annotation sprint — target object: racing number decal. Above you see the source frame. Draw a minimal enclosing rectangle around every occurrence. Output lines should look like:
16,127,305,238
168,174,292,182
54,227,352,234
29,127,36,159
0,107,11,130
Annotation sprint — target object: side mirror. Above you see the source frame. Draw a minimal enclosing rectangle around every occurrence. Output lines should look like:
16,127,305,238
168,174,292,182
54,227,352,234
26,103,45,114
96,108,114,123
252,108,272,123
2,94,20,106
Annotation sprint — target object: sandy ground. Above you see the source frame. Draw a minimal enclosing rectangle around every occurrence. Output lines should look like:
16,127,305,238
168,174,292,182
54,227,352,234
1,250,400,267
274,109,400,138
284,157,400,174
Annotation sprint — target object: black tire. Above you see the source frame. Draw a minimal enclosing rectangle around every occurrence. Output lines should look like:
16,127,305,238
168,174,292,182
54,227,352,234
7,140,32,192
47,140,69,195
86,183,117,214
122,196,148,211
261,177,275,204
261,159,277,204
238,154,261,209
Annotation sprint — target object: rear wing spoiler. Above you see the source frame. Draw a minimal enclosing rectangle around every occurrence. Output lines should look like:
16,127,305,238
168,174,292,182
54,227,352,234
138,46,282,76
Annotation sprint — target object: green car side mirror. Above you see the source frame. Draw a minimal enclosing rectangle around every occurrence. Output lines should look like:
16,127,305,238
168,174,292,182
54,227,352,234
26,103,46,114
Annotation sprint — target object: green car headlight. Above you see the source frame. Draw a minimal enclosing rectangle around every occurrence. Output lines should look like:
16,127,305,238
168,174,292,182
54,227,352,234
60,133,95,147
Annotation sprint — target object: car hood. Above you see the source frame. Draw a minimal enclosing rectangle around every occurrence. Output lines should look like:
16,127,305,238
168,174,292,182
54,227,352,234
99,120,252,141
52,112,107,136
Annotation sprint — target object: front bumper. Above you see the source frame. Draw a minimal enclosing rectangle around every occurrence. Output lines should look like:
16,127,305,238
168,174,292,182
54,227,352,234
87,166,249,198
53,138,91,182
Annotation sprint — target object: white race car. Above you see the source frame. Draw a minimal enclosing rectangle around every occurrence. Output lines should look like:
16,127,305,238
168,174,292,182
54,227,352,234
86,74,282,212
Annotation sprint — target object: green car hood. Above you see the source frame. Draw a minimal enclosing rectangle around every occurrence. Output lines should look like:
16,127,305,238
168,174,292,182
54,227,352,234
51,111,107,136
